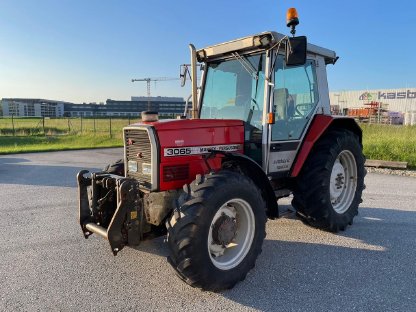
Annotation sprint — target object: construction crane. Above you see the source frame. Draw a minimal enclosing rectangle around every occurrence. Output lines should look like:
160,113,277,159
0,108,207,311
131,77,180,110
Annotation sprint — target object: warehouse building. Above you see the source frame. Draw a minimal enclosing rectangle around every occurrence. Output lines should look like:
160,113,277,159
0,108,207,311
329,88,416,114
64,96,187,117
1,96,187,117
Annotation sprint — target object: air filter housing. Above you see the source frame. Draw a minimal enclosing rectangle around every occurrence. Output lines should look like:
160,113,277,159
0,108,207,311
141,111,159,122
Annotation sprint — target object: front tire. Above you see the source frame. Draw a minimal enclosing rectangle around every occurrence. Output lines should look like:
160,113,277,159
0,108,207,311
292,129,365,232
166,170,266,291
102,159,124,176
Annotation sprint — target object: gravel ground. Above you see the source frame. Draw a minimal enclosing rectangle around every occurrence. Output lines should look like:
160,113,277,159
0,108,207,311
365,166,416,177
1,148,415,312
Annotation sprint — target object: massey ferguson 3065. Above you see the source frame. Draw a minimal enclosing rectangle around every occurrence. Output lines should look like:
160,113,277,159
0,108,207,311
77,8,365,291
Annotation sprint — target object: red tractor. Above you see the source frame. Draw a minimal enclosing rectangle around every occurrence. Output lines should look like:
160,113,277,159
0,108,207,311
77,8,365,291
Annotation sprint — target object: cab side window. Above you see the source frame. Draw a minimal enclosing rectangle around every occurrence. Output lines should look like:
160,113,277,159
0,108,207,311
271,56,319,141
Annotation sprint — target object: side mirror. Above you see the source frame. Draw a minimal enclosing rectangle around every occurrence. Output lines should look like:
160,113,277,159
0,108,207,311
180,65,189,87
286,36,307,66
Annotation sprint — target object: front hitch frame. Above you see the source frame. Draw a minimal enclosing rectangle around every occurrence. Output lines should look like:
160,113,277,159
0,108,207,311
77,170,141,255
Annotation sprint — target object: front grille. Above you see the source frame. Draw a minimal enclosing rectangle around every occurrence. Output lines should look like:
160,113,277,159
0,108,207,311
125,128,152,188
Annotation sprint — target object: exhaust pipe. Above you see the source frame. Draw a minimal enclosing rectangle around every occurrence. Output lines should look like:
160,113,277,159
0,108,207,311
189,44,198,119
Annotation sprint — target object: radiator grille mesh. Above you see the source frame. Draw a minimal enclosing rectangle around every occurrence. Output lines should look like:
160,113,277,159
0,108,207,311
124,128,152,187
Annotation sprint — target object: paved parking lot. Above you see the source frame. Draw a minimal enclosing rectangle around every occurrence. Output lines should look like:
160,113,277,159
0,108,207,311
1,148,415,311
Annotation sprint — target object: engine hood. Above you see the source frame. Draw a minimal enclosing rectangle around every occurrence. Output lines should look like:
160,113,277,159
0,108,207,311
130,118,244,131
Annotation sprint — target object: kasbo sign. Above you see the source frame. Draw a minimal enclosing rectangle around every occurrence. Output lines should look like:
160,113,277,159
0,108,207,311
359,90,416,101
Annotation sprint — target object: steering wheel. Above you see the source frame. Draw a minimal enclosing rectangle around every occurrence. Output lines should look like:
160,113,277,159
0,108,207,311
235,94,260,111
250,98,260,111
295,103,314,118
238,97,260,125
295,104,304,117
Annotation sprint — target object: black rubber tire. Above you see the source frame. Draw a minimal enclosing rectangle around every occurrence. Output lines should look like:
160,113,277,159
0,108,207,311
291,129,365,232
103,159,124,176
166,170,267,291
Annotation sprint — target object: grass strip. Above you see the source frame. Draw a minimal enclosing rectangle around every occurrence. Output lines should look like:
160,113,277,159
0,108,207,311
0,134,123,154
1,124,415,168
361,124,416,169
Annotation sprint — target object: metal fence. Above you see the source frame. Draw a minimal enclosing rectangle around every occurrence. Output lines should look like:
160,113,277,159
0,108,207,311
0,116,139,137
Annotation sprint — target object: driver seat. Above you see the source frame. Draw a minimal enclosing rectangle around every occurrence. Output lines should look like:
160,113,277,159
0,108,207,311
274,88,288,120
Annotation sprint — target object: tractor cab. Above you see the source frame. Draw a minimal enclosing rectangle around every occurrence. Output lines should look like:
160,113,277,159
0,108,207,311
193,30,337,174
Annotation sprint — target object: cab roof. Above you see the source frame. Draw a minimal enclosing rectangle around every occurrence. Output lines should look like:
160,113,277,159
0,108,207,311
196,31,337,65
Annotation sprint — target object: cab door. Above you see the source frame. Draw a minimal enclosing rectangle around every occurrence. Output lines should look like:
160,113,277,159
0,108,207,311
266,54,320,176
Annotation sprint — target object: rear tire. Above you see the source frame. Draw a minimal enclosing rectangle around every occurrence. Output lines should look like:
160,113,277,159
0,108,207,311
292,129,365,232
166,170,266,291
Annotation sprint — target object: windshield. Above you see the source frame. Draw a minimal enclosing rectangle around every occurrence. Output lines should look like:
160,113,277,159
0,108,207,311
200,53,265,127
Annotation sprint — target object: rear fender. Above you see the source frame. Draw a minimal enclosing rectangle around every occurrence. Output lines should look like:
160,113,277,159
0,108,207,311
290,115,362,177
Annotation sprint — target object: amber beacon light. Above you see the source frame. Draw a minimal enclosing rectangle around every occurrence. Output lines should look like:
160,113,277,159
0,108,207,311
286,7,299,35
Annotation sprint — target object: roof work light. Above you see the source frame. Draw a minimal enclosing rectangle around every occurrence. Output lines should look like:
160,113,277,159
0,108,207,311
286,8,299,35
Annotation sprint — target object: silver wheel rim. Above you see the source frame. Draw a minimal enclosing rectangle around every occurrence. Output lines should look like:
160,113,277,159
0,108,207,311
330,150,357,214
208,198,255,270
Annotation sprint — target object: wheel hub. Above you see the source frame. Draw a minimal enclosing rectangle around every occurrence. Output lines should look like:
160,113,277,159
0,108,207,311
329,150,358,214
207,199,256,270
335,173,345,188
212,215,237,246
330,160,345,199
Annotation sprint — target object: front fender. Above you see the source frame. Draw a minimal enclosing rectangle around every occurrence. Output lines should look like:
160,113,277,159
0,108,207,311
222,153,279,219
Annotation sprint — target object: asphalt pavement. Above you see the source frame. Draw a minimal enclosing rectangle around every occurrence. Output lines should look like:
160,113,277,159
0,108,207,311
1,148,415,312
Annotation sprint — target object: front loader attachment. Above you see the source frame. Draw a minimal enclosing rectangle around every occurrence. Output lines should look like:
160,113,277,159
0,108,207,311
77,170,142,255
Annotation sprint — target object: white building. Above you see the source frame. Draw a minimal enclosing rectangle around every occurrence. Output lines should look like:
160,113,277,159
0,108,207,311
329,88,416,113
0,98,65,117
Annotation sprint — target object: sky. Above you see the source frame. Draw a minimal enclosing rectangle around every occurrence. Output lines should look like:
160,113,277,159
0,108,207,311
0,0,415,103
